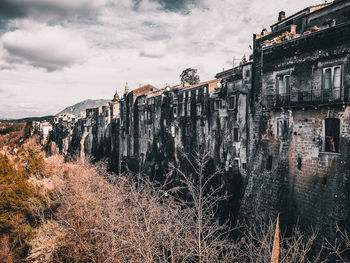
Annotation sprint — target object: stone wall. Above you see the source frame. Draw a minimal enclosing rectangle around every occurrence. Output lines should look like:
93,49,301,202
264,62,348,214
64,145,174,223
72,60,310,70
49,2,350,244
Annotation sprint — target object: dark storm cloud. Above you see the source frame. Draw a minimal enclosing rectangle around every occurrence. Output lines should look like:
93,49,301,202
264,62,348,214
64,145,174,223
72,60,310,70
133,0,197,12
0,0,105,20
0,2,27,19
154,0,197,11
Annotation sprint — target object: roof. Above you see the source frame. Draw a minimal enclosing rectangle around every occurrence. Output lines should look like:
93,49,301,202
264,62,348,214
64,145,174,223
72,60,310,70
132,84,158,97
147,88,166,98
270,3,330,28
181,79,221,93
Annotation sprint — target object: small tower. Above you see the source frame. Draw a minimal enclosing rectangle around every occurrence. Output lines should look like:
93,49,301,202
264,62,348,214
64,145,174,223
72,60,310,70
124,82,129,94
112,90,119,102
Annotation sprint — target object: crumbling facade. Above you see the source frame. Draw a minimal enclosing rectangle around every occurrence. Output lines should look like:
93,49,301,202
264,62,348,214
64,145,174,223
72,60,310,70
50,0,350,241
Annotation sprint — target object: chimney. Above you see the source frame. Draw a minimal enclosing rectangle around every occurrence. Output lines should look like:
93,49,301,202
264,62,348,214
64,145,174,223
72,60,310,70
278,11,286,22
261,28,269,36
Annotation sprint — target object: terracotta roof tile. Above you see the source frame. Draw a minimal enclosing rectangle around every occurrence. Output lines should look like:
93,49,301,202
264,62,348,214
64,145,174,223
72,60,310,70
133,84,158,97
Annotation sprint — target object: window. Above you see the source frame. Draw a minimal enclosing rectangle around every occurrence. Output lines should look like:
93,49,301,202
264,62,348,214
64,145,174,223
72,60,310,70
215,100,222,110
323,66,342,90
196,104,202,116
297,157,302,170
245,69,250,78
233,127,239,142
171,125,176,137
233,158,240,171
185,124,191,136
277,118,289,139
324,118,340,153
266,155,273,171
173,106,177,118
323,66,342,101
276,74,291,95
228,95,237,110
187,102,191,116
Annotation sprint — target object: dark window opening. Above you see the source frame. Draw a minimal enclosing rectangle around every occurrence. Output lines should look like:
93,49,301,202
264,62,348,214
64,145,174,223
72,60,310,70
266,155,273,171
233,159,240,171
228,95,237,110
242,163,247,169
297,157,302,170
322,176,328,185
233,127,239,142
324,118,340,153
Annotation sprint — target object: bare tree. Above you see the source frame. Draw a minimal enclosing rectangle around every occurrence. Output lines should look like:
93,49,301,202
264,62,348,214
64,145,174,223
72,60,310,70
324,224,350,262
230,219,324,263
170,151,232,262
28,154,338,263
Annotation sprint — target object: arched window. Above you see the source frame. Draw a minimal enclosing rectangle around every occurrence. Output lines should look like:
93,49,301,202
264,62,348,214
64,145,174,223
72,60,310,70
324,118,340,153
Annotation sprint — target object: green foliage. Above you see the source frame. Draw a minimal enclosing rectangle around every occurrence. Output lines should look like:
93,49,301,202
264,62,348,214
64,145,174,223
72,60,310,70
180,68,200,85
18,147,44,176
0,151,50,261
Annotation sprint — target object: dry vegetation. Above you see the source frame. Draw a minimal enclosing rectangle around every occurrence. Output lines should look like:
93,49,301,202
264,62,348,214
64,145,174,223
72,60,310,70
0,123,25,150
1,122,350,262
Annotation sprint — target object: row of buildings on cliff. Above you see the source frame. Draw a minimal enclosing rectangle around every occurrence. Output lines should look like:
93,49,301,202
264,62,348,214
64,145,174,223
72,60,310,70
50,0,350,239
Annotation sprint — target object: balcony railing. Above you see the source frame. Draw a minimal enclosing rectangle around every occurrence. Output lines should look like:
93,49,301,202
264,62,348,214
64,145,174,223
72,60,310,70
264,87,350,108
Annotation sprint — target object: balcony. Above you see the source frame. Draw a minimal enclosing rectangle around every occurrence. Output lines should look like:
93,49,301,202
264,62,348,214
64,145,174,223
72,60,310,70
264,87,350,108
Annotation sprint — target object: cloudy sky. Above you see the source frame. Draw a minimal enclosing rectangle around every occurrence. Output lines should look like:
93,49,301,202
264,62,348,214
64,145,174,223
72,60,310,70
0,0,324,118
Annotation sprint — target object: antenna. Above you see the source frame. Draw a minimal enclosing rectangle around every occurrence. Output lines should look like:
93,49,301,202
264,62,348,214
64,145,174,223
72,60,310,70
232,56,240,68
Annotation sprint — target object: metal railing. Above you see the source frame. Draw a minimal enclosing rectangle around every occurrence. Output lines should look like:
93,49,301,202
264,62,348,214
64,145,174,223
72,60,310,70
264,87,350,108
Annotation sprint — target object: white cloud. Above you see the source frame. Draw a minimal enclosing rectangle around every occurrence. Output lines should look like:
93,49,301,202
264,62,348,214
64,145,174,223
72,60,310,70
1,24,87,71
0,0,326,118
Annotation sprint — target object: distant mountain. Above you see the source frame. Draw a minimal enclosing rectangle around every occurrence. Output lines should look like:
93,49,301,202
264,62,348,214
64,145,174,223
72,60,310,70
57,99,110,116
0,116,55,123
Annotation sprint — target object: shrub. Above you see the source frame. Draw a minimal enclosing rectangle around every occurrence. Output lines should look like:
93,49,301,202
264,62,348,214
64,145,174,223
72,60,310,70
0,152,51,262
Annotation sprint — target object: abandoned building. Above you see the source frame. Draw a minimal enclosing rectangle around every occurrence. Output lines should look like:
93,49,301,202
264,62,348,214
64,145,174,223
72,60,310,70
50,0,350,243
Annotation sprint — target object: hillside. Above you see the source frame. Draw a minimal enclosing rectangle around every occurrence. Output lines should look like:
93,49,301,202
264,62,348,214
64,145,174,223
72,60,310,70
57,99,110,116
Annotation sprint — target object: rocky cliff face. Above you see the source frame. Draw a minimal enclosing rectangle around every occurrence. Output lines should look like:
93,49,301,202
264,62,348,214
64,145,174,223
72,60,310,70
49,2,350,245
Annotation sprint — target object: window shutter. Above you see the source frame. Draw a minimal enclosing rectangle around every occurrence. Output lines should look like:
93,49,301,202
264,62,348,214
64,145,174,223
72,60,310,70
333,67,341,89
